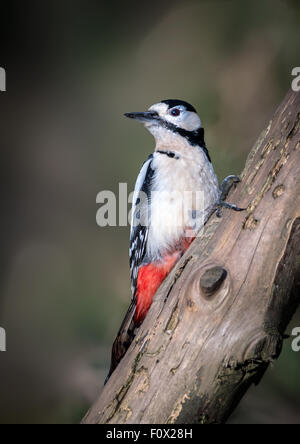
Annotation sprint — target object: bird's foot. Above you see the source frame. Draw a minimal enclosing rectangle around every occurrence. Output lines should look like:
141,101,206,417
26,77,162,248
216,175,245,218
220,175,241,200
216,201,245,218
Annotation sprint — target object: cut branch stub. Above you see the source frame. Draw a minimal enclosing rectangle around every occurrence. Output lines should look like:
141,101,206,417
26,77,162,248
199,266,228,297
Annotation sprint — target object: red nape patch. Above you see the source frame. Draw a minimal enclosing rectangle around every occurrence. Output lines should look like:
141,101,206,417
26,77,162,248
135,253,180,326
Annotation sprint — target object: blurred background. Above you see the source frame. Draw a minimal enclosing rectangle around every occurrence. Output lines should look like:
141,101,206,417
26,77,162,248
0,0,299,424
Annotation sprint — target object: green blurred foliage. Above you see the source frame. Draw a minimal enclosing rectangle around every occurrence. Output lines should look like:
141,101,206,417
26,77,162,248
0,0,299,424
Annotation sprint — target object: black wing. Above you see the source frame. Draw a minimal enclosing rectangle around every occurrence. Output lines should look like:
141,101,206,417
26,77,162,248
129,154,155,299
106,155,156,381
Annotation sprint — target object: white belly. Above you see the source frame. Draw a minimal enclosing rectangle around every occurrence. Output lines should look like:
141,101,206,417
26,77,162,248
146,151,220,260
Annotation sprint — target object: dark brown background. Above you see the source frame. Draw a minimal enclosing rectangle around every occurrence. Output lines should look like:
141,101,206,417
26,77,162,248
0,0,299,423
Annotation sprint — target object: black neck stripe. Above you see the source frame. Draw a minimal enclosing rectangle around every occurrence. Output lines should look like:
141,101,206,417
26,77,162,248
158,119,211,163
156,150,180,160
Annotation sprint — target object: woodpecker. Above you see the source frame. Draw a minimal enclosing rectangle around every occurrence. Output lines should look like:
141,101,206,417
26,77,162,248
107,99,243,380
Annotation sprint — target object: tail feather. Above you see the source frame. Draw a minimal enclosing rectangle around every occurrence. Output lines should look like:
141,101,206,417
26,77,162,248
105,300,136,383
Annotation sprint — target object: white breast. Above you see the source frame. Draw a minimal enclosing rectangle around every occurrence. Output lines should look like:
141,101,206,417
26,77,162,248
146,148,220,260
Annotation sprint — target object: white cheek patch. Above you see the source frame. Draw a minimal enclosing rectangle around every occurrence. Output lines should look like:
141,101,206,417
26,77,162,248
180,111,201,131
165,111,201,131
148,103,201,132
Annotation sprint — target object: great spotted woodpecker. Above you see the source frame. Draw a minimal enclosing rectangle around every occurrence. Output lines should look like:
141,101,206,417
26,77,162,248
107,99,243,380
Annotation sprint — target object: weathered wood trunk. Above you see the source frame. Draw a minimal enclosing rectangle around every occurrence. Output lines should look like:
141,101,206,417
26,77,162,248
83,89,300,424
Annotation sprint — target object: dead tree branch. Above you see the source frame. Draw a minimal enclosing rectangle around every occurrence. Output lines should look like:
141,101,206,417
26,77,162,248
83,89,300,424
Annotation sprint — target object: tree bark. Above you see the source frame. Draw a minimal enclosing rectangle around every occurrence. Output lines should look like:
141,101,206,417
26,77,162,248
83,89,300,425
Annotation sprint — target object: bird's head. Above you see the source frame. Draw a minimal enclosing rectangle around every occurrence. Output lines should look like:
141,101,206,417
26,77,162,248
125,99,205,150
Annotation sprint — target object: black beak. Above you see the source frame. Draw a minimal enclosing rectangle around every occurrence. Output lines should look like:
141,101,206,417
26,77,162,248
124,111,159,122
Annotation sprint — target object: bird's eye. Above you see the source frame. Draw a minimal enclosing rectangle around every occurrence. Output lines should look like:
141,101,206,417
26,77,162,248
171,108,180,116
